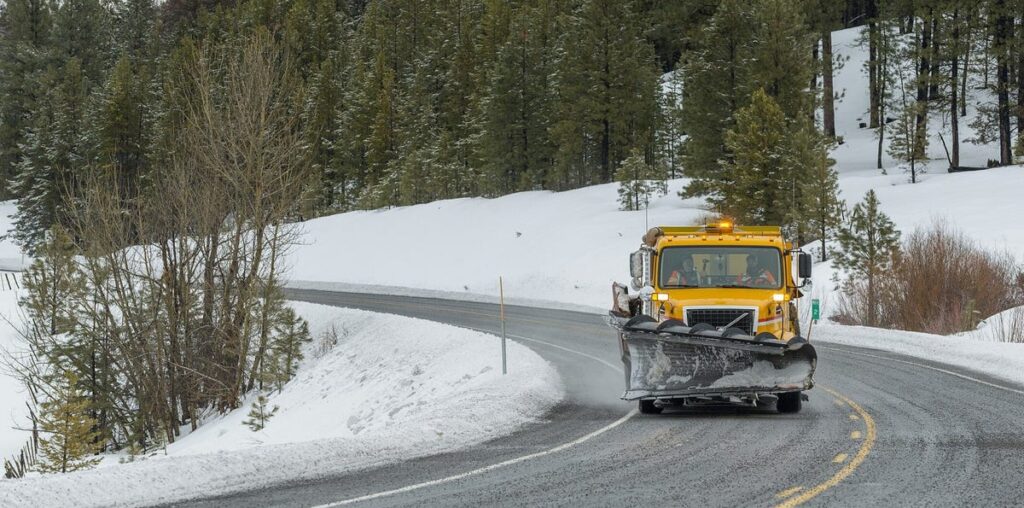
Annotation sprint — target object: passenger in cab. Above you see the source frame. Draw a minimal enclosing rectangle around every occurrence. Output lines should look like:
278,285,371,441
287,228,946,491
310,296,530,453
738,254,777,287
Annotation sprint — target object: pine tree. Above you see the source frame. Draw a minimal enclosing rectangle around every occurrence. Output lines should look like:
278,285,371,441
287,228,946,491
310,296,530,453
286,0,350,214
111,0,156,60
20,226,83,336
834,190,901,327
798,135,843,261
0,0,53,197
882,16,929,183
679,0,755,200
358,50,398,209
808,0,844,139
720,88,788,224
263,307,311,391
36,371,102,474
50,0,113,87
301,55,346,215
243,394,279,432
89,54,154,209
657,69,685,180
615,148,666,211
990,0,1014,165
10,59,89,252
747,0,814,121
333,56,374,210
283,0,346,80
551,0,659,188
886,98,927,180
477,3,557,195
637,1,716,73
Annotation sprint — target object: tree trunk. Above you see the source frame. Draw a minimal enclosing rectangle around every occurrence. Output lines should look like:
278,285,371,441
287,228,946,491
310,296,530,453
994,2,1012,165
820,221,827,262
915,16,930,159
1018,26,1024,139
961,21,970,118
866,0,880,128
877,121,885,170
246,226,281,393
951,9,960,169
868,16,880,128
877,36,886,171
910,143,917,183
811,39,818,91
823,30,836,138
928,17,941,100
867,272,876,327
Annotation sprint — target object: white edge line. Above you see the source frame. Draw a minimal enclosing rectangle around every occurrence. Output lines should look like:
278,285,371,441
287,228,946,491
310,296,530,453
313,409,638,507
507,333,622,372
451,324,622,373
311,329,633,507
820,345,1024,397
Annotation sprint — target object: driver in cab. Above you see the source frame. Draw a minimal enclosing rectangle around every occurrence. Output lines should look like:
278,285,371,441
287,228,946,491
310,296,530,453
667,254,701,287
738,254,777,287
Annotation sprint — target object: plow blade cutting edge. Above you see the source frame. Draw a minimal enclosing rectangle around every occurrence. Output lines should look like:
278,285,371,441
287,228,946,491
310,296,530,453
607,314,817,400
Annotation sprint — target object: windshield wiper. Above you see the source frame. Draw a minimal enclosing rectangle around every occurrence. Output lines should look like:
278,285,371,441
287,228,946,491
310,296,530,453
717,284,754,289
664,284,700,288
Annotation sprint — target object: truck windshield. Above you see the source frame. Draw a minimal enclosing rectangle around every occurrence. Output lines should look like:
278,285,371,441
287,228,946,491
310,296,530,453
659,246,783,289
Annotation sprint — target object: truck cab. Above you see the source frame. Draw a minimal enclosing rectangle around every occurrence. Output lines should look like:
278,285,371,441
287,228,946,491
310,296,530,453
624,222,813,343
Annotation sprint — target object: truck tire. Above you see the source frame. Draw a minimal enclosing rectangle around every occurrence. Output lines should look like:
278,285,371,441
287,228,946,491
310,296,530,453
777,392,802,414
639,399,663,415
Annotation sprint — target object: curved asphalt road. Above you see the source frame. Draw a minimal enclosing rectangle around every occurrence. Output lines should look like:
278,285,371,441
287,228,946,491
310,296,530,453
177,289,1024,507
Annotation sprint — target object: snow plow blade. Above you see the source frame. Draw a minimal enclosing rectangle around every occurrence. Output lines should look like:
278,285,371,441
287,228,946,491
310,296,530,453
607,314,816,400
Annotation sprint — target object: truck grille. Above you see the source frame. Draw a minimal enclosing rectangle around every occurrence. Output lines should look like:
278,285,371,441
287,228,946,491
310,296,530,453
685,308,755,335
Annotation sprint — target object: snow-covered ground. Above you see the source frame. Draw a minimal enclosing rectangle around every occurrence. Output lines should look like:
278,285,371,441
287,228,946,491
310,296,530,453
0,303,561,507
814,324,1024,390
0,202,28,271
287,178,703,312
0,289,31,463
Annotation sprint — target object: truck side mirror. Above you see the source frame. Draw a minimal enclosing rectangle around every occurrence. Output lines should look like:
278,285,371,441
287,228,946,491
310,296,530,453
798,252,812,279
629,250,644,290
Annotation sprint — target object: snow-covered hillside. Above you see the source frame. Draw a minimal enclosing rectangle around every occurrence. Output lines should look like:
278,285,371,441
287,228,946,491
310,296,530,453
829,27,999,172
288,164,1024,313
0,303,561,506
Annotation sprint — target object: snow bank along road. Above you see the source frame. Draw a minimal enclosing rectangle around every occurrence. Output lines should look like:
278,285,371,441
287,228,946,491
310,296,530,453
179,289,1024,507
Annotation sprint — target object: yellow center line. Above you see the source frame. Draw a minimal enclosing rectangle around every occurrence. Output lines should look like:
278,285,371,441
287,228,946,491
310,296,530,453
775,486,804,499
775,387,877,508
850,430,862,440
848,414,859,421
832,453,848,464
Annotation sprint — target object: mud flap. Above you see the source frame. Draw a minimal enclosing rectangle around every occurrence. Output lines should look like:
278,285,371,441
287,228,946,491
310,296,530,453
607,314,817,400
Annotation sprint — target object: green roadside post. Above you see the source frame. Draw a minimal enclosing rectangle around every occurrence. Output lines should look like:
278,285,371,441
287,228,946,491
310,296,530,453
804,298,821,341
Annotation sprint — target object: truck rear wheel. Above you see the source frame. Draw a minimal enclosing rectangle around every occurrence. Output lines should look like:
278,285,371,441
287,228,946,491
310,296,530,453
777,392,802,414
639,399,663,415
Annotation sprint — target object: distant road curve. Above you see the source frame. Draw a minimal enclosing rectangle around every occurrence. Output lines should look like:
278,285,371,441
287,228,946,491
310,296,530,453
177,289,1024,507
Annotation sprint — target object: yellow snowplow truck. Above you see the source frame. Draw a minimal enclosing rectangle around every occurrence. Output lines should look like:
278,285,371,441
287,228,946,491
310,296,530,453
608,222,816,414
